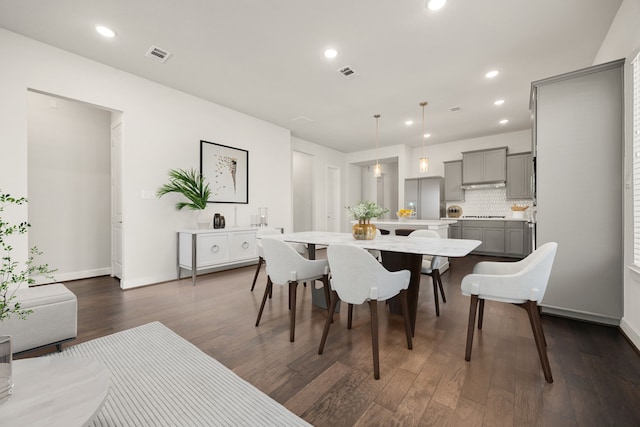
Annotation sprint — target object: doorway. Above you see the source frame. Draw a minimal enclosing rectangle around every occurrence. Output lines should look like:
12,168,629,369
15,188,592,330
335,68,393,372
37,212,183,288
326,165,341,232
27,90,121,282
292,151,313,232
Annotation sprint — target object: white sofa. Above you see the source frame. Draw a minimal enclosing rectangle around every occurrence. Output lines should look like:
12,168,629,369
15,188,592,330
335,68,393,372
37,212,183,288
0,283,77,355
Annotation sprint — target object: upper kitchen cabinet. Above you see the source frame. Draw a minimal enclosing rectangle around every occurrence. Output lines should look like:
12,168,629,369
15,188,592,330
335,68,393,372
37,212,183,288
444,160,464,201
506,152,533,199
462,147,507,185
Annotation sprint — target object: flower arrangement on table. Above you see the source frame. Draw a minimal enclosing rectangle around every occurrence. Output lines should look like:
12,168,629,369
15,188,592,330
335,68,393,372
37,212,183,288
396,209,414,221
346,201,388,224
346,201,388,240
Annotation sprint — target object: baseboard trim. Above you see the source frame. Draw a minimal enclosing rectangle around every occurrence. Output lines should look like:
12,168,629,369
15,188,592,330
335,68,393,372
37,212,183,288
32,267,112,285
540,305,620,326
620,318,640,353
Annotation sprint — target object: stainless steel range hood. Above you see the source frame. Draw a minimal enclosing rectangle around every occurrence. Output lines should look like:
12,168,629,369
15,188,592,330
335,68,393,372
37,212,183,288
460,181,506,190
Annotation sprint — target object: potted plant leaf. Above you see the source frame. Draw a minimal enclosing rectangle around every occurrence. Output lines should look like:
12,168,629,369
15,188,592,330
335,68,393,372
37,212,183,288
0,191,55,402
157,168,212,229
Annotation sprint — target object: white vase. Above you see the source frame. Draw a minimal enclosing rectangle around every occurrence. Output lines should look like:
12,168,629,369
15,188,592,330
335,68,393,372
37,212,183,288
195,210,211,229
0,335,12,403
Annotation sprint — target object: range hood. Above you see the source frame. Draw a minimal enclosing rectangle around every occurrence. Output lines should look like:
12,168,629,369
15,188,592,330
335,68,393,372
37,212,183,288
461,181,506,190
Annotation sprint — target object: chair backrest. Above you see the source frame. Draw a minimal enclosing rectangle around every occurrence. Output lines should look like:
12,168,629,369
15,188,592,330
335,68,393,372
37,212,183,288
327,244,410,304
469,242,558,302
262,237,327,284
408,229,442,269
256,227,282,257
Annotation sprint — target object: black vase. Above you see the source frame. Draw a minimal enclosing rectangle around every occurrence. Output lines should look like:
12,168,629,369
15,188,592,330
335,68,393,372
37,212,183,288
213,213,221,229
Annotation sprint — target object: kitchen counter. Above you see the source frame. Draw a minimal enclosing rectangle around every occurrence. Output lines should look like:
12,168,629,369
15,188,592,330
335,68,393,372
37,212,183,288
442,217,530,222
368,219,456,238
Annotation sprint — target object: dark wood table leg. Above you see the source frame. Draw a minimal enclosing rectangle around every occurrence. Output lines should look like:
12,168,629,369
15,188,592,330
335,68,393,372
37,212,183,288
382,251,422,336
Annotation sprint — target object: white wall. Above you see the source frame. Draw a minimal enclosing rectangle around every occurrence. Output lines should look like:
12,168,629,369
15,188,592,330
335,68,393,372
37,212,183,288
593,0,640,349
0,29,292,289
27,92,111,282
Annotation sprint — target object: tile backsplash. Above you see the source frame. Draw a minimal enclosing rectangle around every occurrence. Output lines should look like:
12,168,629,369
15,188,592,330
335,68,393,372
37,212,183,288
446,188,532,219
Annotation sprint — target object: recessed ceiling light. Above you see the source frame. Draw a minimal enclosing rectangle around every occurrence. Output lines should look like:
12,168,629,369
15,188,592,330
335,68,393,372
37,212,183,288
96,25,116,38
494,99,505,106
324,49,337,59
499,119,509,125
424,133,431,138
485,70,499,79
405,120,414,126
426,0,447,11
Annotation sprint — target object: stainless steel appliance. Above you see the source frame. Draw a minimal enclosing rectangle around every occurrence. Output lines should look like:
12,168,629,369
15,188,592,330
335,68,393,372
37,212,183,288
404,177,445,220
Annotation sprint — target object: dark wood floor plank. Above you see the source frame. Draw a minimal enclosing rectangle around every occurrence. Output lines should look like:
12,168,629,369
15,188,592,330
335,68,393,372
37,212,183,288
28,253,640,427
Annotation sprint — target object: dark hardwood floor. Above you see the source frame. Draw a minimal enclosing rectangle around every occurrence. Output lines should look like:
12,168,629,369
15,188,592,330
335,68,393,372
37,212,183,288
36,254,640,426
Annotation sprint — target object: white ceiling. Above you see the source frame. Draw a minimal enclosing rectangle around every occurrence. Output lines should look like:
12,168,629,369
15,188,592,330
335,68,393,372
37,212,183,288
0,0,622,153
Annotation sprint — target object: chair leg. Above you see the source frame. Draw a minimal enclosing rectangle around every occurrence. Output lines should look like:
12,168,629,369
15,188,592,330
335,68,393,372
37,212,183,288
431,274,440,317
318,291,340,354
435,269,446,303
255,277,273,327
399,290,413,349
369,300,380,380
322,275,331,313
465,294,479,361
289,281,298,342
250,257,264,291
521,300,553,383
347,304,354,329
478,299,485,330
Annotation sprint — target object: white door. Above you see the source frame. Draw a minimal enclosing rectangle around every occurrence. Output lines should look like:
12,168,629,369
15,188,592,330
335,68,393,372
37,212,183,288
111,122,123,279
326,165,340,232
293,151,313,232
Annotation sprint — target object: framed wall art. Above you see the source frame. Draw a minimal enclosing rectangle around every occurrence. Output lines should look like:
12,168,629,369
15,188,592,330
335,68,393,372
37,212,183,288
200,140,249,204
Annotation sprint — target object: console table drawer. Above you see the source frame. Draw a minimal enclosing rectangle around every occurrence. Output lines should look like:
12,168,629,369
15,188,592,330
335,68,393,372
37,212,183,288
229,232,257,260
197,234,229,266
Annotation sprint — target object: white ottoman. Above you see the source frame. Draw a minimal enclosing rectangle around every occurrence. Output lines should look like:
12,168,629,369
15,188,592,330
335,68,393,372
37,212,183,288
0,283,77,355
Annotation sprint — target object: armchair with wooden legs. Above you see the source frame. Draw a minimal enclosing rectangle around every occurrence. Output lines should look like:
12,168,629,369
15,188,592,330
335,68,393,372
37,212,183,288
461,242,558,383
319,244,413,380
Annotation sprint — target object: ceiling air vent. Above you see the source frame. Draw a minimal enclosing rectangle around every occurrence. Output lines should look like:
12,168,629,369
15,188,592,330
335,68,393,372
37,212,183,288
338,66,359,80
145,45,172,63
450,106,462,112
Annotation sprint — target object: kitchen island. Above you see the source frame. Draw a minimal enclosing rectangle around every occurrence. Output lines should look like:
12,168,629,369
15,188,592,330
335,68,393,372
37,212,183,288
369,218,458,238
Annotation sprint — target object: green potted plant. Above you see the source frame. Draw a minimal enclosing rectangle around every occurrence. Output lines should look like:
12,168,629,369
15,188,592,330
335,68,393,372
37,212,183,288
346,201,388,240
157,168,212,229
1,191,55,401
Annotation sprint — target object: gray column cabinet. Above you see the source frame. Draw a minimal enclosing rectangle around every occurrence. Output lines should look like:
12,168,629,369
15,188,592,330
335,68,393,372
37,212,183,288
506,152,533,199
462,147,507,184
444,160,464,201
532,59,624,324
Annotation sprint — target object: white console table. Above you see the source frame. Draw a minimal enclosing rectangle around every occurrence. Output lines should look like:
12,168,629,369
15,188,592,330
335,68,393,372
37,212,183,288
177,227,258,285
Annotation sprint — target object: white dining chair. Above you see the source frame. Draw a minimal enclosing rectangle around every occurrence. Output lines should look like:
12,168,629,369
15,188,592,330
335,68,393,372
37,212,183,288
461,242,558,383
319,244,413,380
408,230,446,316
250,227,281,291
251,227,307,292
255,237,330,342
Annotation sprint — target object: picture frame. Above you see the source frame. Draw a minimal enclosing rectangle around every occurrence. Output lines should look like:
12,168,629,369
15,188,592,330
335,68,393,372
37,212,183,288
200,140,249,204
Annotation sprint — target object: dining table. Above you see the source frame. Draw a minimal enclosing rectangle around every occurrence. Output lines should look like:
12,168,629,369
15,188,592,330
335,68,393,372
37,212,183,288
267,231,481,335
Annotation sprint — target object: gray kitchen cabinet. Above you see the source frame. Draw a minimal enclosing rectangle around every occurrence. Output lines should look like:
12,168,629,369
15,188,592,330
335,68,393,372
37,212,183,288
448,223,460,239
444,160,464,201
450,220,530,258
505,221,527,256
462,147,507,184
506,152,533,199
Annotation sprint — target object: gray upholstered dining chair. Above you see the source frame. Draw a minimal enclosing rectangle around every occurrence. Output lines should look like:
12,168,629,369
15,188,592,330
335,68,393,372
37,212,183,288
461,242,558,383
408,229,446,316
255,237,330,342
319,244,413,380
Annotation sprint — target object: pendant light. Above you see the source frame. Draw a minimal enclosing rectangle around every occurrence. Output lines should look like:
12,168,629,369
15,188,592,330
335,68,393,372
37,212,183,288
373,114,382,178
419,101,429,173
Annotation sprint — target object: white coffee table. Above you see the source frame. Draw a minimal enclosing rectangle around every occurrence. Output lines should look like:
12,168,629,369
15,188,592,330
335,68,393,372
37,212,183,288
0,356,110,426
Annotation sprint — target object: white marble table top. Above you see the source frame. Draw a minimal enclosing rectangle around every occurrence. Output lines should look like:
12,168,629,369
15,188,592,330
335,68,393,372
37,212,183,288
269,232,481,257
1,356,110,426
